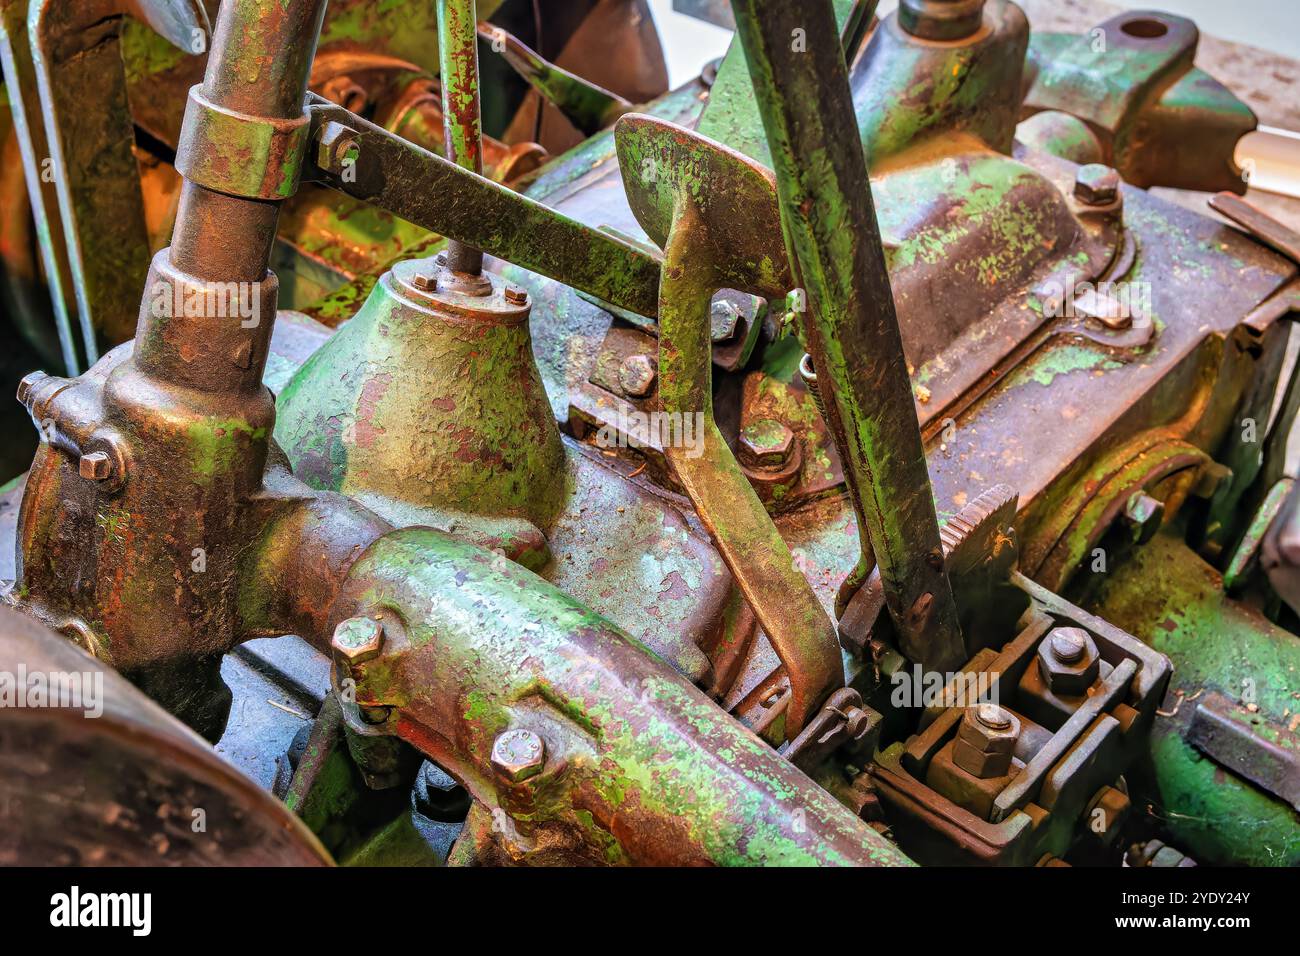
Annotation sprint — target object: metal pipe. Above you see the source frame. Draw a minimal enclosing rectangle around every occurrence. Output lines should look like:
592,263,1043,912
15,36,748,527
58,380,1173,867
328,528,915,866
437,0,485,277
729,0,966,673
169,0,328,282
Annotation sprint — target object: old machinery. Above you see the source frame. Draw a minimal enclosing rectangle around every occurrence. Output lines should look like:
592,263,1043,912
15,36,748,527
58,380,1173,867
0,0,1296,867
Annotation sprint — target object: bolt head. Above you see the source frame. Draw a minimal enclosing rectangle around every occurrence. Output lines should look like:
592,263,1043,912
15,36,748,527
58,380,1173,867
331,616,384,665
1074,164,1121,205
78,451,112,481
1037,626,1100,695
618,354,657,398
316,121,359,174
490,728,546,782
504,285,528,306
738,419,795,469
1121,492,1164,544
976,702,1011,729
710,299,741,343
16,370,46,407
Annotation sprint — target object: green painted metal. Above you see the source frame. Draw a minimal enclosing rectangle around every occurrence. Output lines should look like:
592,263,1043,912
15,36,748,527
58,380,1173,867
478,20,632,137
306,97,663,317
730,0,965,672
333,527,916,866
1087,531,1300,866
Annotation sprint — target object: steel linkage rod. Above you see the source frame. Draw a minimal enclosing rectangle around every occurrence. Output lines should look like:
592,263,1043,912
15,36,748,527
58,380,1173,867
729,0,966,673
169,0,327,285
437,0,487,278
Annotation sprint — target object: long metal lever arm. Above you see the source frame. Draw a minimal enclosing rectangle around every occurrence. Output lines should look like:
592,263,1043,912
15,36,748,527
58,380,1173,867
305,96,662,317
730,0,966,672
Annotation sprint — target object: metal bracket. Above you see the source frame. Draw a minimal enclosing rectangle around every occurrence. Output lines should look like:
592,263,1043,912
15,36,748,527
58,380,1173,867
175,85,312,201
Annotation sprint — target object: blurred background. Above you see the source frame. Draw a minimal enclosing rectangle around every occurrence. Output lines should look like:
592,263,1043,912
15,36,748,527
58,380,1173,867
647,0,1300,87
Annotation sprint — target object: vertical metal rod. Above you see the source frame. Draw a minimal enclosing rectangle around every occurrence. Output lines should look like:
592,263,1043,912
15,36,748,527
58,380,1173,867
438,0,486,276
729,0,966,672
169,0,328,283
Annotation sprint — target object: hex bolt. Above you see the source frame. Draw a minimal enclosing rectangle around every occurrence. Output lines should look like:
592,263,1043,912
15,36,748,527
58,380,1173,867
954,704,1021,779
315,121,360,174
411,272,435,292
1050,627,1088,664
1121,491,1164,544
331,615,384,666
1037,626,1100,696
504,285,528,306
710,299,742,343
16,370,47,407
1074,163,1121,205
78,451,112,481
490,728,546,783
738,419,795,469
618,354,657,398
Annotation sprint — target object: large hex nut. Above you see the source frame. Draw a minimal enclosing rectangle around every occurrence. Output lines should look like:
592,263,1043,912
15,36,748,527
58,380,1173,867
1037,626,1100,696
953,704,1021,779
956,703,1021,754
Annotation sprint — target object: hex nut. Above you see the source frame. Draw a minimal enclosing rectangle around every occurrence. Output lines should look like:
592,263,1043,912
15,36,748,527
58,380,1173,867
952,737,1014,779
1037,626,1100,696
956,703,1021,756
1121,492,1164,544
618,354,657,398
490,728,546,782
1074,163,1121,205
316,121,359,173
16,370,47,407
738,419,795,469
332,616,384,666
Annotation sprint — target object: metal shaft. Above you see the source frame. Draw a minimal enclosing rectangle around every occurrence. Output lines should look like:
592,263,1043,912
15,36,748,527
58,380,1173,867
730,0,966,673
169,0,326,283
437,0,485,276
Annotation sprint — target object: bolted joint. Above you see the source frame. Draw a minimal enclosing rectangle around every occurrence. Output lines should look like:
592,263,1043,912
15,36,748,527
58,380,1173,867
1074,164,1122,205
953,703,1021,778
331,615,384,667
1120,491,1165,544
1037,626,1100,695
78,452,113,481
738,419,795,470
315,121,360,175
490,728,546,783
618,354,657,399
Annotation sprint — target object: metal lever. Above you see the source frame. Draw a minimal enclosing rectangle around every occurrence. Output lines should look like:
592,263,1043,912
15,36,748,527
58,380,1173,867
304,96,662,317
730,0,967,673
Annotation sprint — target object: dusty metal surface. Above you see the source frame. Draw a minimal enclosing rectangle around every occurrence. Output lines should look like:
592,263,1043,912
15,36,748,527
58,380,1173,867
0,0,1296,869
